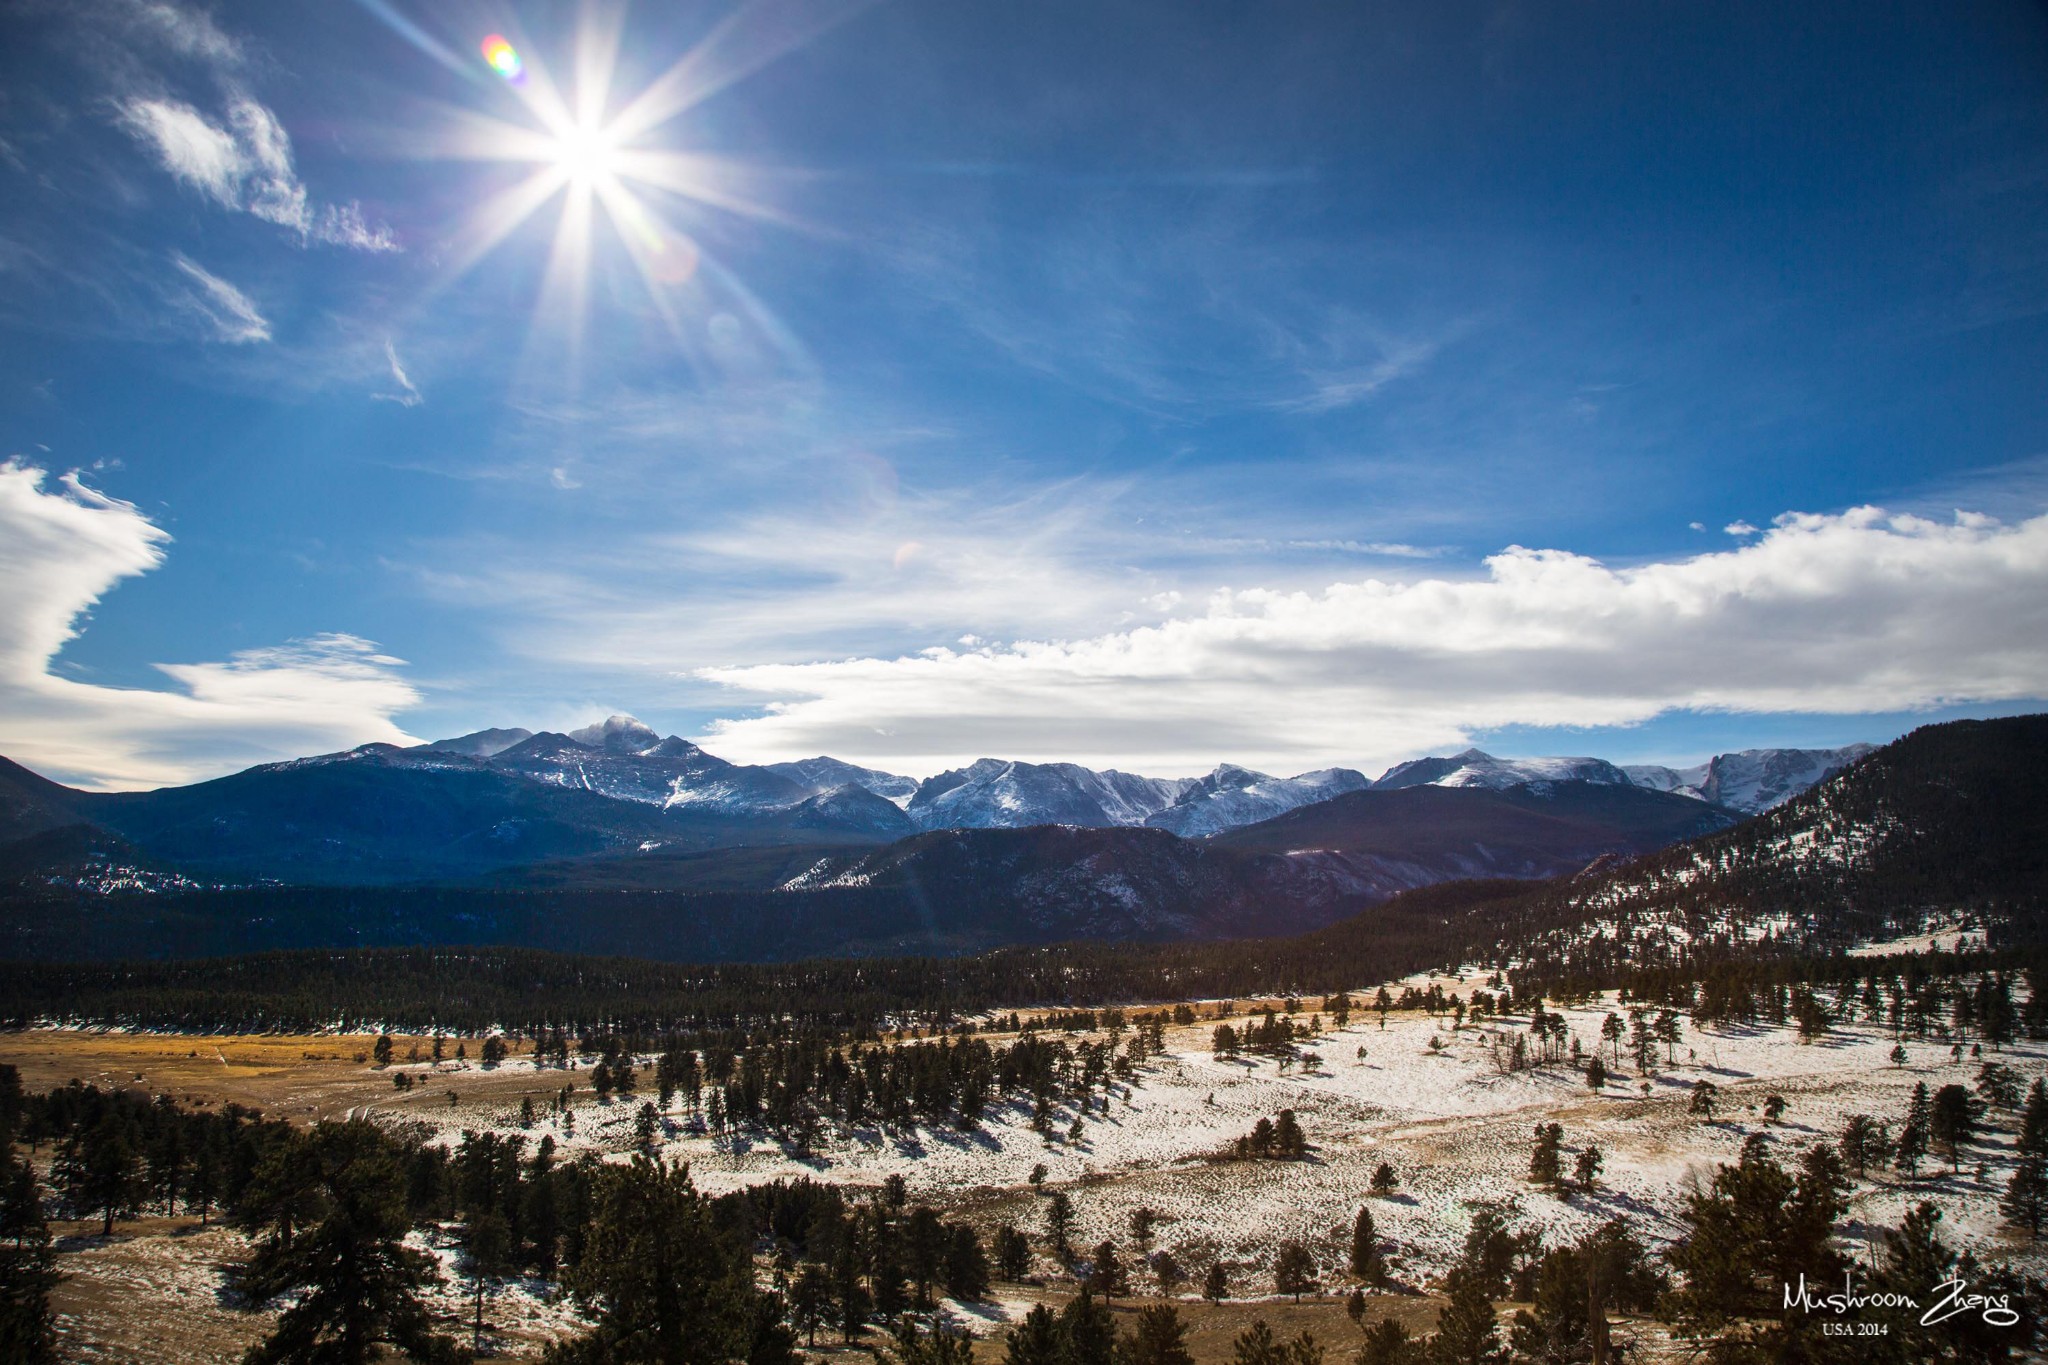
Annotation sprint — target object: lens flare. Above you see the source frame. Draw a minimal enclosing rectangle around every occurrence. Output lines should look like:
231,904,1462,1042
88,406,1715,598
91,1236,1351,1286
480,35,524,84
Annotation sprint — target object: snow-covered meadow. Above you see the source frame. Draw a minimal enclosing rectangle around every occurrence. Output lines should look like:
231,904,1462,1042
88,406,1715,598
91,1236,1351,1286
393,950,2048,1301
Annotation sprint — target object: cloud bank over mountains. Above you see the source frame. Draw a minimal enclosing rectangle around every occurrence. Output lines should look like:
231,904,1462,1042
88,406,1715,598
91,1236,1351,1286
699,506,2048,775
3,454,2046,788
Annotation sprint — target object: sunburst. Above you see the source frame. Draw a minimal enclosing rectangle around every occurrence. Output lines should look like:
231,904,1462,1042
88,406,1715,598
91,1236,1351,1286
379,3,848,363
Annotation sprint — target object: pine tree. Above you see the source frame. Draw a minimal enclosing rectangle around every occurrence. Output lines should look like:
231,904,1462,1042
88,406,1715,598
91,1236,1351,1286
907,1205,949,1306
1370,1161,1398,1195
2021,1078,2048,1156
1044,1191,1074,1266
1059,1290,1118,1365
1930,1083,1980,1171
1203,1261,1230,1303
1273,1109,1307,1158
1527,1123,1563,1186
832,1239,872,1345
1230,1319,1282,1365
1122,1303,1195,1365
1600,1013,1624,1066
1350,1205,1387,1285
55,1111,142,1237
1004,1304,1064,1365
1356,1318,1417,1365
993,1224,1031,1281
1573,1145,1602,1190
886,1317,976,1365
1896,1083,1931,1177
461,1208,511,1355
0,1147,59,1365
2002,1154,2048,1238
239,1122,461,1365
1088,1239,1129,1301
791,1263,832,1347
1429,1266,1503,1365
1838,1114,1886,1178
946,1223,991,1302
547,1155,785,1364
1274,1240,1316,1302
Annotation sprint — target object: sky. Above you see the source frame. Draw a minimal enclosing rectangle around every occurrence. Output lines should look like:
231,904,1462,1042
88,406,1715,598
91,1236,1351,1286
1,0,2047,790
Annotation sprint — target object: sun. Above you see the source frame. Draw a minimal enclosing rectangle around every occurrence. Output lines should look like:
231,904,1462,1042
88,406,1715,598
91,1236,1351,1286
405,14,807,355
550,122,620,186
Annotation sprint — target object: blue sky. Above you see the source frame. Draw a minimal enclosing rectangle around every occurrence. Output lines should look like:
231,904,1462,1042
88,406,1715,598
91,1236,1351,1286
2,0,2046,788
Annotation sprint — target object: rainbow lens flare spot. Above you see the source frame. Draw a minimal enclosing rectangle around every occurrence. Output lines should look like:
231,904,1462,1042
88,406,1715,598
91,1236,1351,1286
481,35,524,84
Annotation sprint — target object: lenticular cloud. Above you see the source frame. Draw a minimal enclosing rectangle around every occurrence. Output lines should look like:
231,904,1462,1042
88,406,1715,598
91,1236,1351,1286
0,462,419,789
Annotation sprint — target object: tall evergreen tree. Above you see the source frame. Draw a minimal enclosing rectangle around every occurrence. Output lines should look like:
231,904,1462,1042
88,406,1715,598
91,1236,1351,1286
1895,1083,1931,1177
1357,1318,1417,1365
0,1146,59,1365
1274,1240,1316,1303
239,1122,462,1365
1087,1240,1129,1301
1003,1304,1063,1365
1528,1124,1564,1186
946,1224,992,1302
461,1207,512,1356
2021,1078,2048,1157
55,1110,143,1236
2004,1154,2048,1238
1350,1205,1387,1286
1930,1083,1981,1171
993,1224,1031,1282
547,1155,786,1364
1123,1303,1195,1365
1044,1192,1074,1266
1429,1266,1504,1365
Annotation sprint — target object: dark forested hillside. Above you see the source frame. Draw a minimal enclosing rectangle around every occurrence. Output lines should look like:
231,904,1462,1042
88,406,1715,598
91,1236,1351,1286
0,878,1531,1032
1215,780,1734,868
1456,714,2048,993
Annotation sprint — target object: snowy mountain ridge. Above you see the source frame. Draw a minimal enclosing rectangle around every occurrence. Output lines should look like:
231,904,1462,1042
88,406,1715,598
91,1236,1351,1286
1621,744,1876,813
401,714,1872,831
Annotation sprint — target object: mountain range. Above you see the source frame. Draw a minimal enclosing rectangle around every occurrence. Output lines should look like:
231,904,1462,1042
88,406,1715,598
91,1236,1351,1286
412,715,1866,828
0,718,1867,888
0,717,1890,962
4,717,2039,1029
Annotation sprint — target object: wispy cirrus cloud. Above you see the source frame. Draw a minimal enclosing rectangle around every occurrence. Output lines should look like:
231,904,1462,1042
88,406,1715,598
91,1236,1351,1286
117,95,397,251
167,251,269,343
375,338,423,406
0,461,419,788
695,505,2048,777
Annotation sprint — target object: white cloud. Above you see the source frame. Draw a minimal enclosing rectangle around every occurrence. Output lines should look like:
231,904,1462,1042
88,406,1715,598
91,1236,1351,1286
375,338,423,406
115,0,246,67
696,506,2048,776
117,97,242,204
167,252,269,343
0,462,419,789
1724,520,1759,537
117,95,397,251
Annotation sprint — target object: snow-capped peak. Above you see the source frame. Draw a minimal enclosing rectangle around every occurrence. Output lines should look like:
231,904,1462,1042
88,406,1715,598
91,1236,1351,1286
1374,750,1632,791
567,714,664,754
